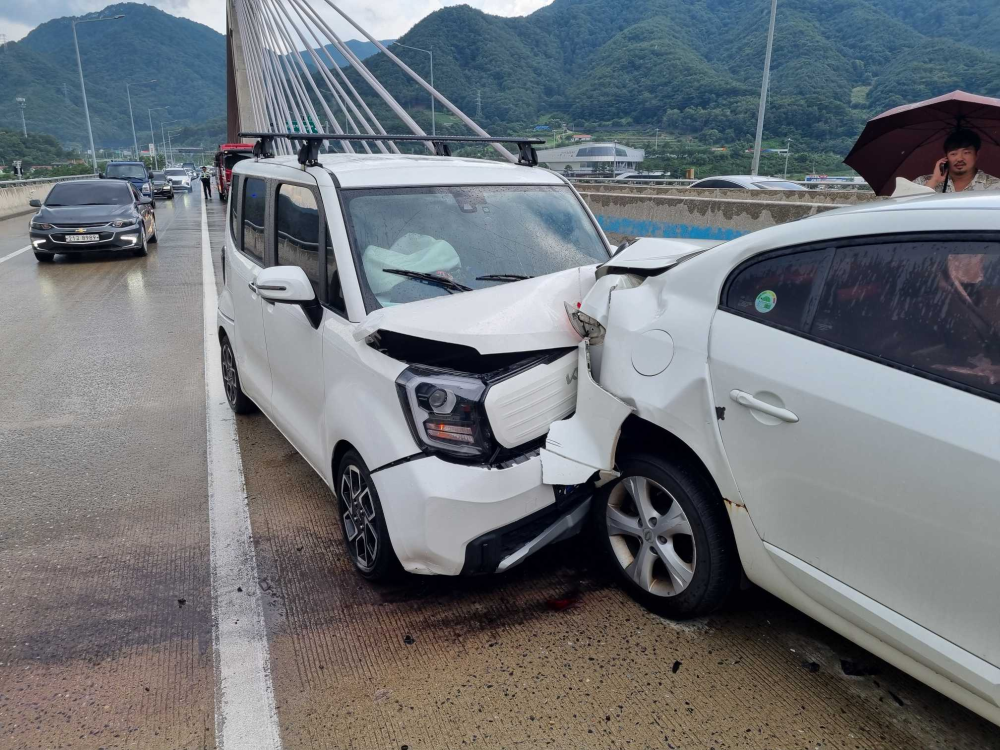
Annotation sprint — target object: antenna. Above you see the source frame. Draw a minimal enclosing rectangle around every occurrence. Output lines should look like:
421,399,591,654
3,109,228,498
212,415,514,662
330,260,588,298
475,90,482,119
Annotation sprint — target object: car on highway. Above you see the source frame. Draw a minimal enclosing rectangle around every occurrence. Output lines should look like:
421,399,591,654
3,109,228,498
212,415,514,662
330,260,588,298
689,175,806,190
164,167,192,192
214,143,254,201
150,170,174,199
182,161,197,178
541,191,1000,726
28,178,158,261
101,160,156,205
218,141,610,581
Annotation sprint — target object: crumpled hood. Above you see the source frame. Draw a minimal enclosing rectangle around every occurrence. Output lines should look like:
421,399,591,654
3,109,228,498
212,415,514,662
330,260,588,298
355,266,599,355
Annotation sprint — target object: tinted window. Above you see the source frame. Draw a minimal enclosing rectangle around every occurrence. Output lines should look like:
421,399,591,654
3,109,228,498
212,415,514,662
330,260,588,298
724,248,831,331
229,175,239,244
105,164,147,179
46,182,133,206
165,169,187,177
275,183,320,296
224,152,251,171
811,240,1000,398
754,180,805,191
152,171,165,180
242,178,266,265
343,185,608,310
326,224,345,316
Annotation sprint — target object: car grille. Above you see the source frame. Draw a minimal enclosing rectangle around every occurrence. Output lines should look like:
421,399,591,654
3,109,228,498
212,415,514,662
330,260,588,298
52,222,109,228
484,351,578,449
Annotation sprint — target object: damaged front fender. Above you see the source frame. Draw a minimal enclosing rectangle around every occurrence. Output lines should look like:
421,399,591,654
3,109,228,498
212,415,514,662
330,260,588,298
540,341,633,486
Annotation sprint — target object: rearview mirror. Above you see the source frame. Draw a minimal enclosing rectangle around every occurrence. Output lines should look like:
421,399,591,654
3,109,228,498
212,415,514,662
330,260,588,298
139,196,153,205
29,198,41,207
254,265,316,304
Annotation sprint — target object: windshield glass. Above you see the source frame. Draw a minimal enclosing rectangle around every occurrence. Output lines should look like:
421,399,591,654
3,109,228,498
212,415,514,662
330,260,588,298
165,168,187,177
105,164,147,180
223,152,251,170
754,180,804,190
152,171,165,180
46,182,133,206
343,185,609,310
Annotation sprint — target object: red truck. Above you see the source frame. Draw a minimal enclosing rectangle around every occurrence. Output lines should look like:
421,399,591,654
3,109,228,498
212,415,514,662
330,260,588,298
214,143,255,201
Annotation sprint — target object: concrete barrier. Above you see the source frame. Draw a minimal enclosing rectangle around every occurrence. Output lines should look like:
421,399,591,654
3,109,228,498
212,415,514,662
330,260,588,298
580,190,855,245
0,176,98,221
576,182,879,205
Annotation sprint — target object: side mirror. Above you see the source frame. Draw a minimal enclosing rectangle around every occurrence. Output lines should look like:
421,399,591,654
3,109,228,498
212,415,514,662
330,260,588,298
254,265,316,304
139,195,153,205
29,199,41,207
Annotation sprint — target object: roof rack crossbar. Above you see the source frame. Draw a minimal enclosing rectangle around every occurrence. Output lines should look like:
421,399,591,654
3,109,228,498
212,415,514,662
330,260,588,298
239,132,545,166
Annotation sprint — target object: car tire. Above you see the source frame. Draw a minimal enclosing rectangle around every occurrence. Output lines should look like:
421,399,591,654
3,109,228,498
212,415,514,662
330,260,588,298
133,227,148,257
220,336,255,414
148,216,158,244
336,450,399,581
593,452,739,619
34,252,55,262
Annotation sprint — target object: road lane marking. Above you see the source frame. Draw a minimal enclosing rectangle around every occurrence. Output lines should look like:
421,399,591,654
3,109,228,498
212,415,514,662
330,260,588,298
200,193,283,749
0,245,31,265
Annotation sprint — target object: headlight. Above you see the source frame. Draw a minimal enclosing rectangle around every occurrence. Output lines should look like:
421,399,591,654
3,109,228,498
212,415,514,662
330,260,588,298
112,218,135,228
396,368,492,459
141,184,151,193
31,221,54,230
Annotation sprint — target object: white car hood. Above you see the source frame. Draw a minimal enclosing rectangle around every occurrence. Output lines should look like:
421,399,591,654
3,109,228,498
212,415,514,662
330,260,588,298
355,266,598,355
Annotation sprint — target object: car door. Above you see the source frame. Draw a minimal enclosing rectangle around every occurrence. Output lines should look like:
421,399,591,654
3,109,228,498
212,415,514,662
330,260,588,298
708,235,1000,666
260,177,329,471
229,174,272,411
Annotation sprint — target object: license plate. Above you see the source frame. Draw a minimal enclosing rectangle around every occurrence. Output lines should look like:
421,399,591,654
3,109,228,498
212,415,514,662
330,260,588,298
66,234,99,242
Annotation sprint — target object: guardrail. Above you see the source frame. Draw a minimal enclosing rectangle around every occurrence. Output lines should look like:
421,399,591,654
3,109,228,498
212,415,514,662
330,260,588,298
570,177,873,192
0,174,99,221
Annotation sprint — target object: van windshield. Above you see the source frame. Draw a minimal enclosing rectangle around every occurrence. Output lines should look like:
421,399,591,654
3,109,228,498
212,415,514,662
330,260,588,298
343,185,609,310
105,164,147,180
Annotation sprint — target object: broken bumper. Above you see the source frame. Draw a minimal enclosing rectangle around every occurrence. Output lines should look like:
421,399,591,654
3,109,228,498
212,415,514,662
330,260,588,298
371,452,581,576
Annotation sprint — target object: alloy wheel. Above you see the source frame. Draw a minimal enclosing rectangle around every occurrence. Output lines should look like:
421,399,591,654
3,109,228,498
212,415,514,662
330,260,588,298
606,475,697,597
221,343,238,407
340,464,379,571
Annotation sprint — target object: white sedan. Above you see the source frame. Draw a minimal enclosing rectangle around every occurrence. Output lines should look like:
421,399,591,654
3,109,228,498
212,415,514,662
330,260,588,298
542,191,1000,726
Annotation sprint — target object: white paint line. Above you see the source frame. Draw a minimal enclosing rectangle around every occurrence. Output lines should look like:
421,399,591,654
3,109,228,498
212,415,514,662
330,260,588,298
0,245,31,265
201,193,283,749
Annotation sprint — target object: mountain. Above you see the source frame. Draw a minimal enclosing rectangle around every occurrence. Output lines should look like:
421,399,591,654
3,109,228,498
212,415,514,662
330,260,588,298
350,0,1000,154
293,40,395,73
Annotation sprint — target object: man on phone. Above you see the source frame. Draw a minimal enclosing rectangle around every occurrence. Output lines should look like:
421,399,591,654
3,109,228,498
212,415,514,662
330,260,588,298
915,129,1000,192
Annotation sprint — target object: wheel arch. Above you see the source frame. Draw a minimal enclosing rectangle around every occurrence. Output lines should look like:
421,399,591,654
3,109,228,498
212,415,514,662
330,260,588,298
331,439,358,487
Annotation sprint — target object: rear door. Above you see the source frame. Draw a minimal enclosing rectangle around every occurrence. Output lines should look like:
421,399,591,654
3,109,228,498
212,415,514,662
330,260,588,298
229,174,272,411
708,234,1000,666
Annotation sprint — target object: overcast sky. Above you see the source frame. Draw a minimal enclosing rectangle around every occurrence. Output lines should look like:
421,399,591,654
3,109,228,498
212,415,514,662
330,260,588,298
2,0,554,43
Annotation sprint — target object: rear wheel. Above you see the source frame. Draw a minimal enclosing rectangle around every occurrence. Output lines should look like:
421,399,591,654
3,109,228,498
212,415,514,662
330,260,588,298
336,450,398,581
221,336,254,414
594,453,739,619
34,252,55,262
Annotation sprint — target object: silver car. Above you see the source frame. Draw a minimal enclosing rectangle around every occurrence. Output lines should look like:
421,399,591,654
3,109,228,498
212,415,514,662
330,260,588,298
164,167,192,192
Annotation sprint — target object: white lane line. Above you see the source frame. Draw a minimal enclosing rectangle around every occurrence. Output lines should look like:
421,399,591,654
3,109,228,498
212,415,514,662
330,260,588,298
0,245,31,265
201,193,283,749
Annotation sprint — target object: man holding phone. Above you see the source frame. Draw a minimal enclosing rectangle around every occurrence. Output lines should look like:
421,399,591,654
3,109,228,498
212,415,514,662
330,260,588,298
915,129,1000,192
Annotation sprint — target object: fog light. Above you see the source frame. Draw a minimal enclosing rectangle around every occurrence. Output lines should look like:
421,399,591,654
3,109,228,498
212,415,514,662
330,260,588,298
121,234,139,245
32,239,47,248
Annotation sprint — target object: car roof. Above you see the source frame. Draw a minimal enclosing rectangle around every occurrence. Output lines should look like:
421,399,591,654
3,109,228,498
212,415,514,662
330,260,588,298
235,153,567,188
808,189,1000,219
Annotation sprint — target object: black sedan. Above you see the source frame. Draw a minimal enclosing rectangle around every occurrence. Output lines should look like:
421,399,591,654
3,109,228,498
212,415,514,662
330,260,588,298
151,171,175,199
28,180,157,262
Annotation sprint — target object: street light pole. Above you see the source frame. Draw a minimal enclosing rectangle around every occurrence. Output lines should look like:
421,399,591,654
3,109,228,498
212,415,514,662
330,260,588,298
750,0,778,177
72,14,125,173
15,97,26,137
783,138,791,179
126,79,156,160
161,119,181,166
392,42,434,135
148,106,168,169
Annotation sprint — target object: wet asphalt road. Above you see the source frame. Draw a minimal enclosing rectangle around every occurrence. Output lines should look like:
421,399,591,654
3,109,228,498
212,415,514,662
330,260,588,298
1,192,998,749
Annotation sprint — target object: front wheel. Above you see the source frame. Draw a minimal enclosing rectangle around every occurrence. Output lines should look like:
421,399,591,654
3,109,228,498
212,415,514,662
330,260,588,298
147,215,157,244
133,227,148,257
221,337,255,414
336,450,398,581
593,453,739,619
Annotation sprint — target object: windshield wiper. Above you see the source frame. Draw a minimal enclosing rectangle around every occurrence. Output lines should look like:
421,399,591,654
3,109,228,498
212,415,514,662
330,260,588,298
381,268,471,292
476,273,534,283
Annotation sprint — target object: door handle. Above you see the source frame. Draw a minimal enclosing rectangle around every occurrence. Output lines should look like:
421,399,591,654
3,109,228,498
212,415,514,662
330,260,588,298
248,280,257,294
729,390,798,423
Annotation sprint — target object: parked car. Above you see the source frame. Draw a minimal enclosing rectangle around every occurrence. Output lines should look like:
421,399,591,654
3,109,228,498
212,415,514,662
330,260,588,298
164,167,192,192
28,179,157,261
689,175,806,190
542,191,1000,726
218,144,610,580
151,171,174,199
102,161,155,206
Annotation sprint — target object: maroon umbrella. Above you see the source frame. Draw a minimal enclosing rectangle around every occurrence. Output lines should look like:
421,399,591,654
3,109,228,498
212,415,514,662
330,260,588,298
844,90,1000,196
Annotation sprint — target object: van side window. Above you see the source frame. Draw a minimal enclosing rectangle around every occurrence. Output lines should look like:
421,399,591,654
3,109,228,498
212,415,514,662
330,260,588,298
326,224,346,316
810,239,1000,399
275,183,321,298
242,177,266,265
228,175,239,244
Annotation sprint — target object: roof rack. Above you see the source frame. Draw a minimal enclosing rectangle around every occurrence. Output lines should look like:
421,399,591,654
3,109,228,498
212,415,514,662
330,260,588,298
238,132,546,168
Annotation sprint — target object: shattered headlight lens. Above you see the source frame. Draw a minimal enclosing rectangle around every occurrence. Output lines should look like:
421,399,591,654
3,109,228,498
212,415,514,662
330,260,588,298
396,367,492,459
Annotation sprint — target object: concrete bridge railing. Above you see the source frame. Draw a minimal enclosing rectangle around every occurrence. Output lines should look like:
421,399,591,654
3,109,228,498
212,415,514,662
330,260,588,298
578,187,881,245
0,176,98,221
